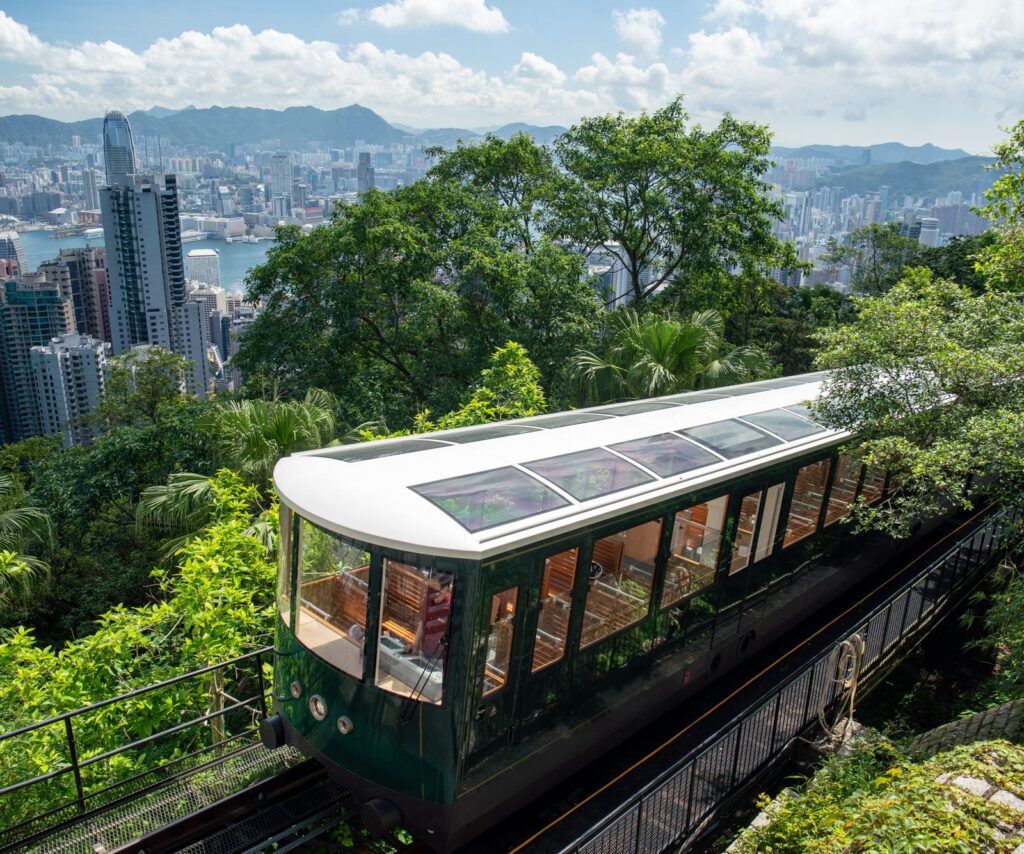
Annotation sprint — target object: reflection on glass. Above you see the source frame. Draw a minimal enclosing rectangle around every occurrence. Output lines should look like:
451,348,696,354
663,496,727,609
581,520,662,648
277,507,293,626
860,467,886,505
532,548,578,672
784,459,832,547
741,409,826,441
755,483,786,561
825,456,862,525
483,587,519,696
610,433,720,477
413,466,568,532
730,491,763,574
683,420,781,459
525,448,654,501
376,560,452,704
295,520,370,678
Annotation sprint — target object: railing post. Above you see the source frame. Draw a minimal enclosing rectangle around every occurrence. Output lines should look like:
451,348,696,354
633,796,645,854
768,692,782,753
256,650,269,720
64,717,86,815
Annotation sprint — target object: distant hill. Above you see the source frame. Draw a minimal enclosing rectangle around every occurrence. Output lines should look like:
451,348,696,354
0,104,407,148
411,123,566,149
814,156,998,198
774,142,972,165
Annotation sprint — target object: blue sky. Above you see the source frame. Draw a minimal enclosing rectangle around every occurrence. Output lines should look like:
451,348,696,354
1,0,1021,151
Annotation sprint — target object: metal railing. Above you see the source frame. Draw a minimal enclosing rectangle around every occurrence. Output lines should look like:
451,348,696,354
0,645,273,850
559,506,1018,854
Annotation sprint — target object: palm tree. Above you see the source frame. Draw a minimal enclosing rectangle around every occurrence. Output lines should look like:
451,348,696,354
0,474,53,611
136,390,379,558
571,308,770,403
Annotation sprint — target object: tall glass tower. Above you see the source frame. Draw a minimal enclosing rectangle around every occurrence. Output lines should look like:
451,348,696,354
102,110,137,187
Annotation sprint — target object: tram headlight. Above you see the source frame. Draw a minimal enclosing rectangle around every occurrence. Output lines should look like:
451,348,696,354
289,680,303,699
337,715,354,735
309,694,328,721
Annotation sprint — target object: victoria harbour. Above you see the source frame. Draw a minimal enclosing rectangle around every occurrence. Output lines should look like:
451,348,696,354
16,229,271,293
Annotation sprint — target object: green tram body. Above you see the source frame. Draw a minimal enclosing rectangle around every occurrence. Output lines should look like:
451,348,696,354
265,375,912,851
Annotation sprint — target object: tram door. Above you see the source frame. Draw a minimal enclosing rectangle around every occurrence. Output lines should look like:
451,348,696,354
471,563,531,758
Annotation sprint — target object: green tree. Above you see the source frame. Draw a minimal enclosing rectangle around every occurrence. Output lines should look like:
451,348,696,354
976,119,1024,290
97,347,193,429
918,232,996,294
814,267,1024,534
571,308,769,403
0,474,52,613
824,222,922,295
552,97,788,305
236,169,597,423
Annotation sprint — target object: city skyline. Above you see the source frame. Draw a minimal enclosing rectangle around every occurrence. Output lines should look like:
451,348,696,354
0,1,1021,152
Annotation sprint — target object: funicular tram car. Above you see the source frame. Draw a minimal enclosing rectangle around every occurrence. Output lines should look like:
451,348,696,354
262,371,910,852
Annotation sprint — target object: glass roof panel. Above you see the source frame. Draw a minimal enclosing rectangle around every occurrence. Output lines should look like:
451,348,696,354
524,448,655,501
326,438,451,462
659,391,730,403
437,424,543,443
609,433,721,477
785,404,816,419
517,411,614,428
681,419,782,459
740,409,826,441
412,467,569,532
589,401,683,416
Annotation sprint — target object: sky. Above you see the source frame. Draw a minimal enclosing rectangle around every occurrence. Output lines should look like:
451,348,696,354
0,0,1021,152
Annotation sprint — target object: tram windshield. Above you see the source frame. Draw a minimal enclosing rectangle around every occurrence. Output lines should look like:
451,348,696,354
376,560,453,705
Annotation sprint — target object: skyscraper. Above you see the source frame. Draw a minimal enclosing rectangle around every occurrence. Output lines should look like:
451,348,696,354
31,333,109,446
187,247,221,287
357,152,375,195
102,110,138,187
0,275,74,443
0,232,27,274
82,167,100,210
270,153,291,201
188,282,227,353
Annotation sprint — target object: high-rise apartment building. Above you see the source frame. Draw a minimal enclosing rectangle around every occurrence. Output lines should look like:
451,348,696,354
186,247,221,287
38,249,111,343
30,333,109,446
0,275,74,443
82,167,100,210
102,110,137,187
0,231,27,274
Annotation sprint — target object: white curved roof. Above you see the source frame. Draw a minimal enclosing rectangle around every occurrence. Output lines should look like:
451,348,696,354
273,372,848,560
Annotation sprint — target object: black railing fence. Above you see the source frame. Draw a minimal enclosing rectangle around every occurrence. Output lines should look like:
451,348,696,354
558,506,1019,854
0,646,272,849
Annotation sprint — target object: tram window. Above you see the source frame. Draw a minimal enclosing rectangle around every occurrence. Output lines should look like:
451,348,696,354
729,491,762,574
295,520,370,679
524,448,654,501
784,459,832,547
581,520,662,648
860,467,886,505
276,508,294,626
755,483,786,561
532,548,578,672
483,587,519,696
663,497,727,609
375,560,452,705
825,456,862,525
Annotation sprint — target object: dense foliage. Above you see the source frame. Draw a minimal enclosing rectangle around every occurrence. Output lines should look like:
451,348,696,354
733,738,1024,852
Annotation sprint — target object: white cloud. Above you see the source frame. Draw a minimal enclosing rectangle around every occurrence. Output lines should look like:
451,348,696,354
704,0,754,24
612,8,666,59
511,52,567,85
364,0,510,33
336,9,361,25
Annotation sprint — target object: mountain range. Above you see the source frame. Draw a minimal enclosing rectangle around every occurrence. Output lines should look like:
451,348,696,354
0,104,976,166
